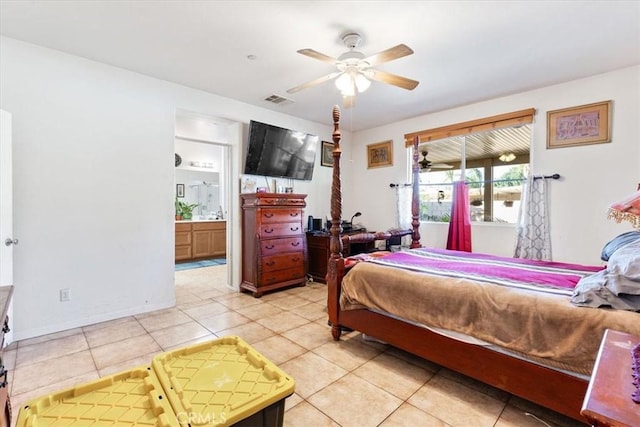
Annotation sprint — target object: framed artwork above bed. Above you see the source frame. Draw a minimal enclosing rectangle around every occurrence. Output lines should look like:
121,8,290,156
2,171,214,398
367,140,393,168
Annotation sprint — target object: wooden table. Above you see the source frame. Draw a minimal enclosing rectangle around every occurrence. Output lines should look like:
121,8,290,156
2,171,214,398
581,329,640,427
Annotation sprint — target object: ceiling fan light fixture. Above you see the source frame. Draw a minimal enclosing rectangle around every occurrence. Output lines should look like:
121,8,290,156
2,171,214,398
499,152,516,162
354,73,371,92
335,73,354,96
335,71,370,96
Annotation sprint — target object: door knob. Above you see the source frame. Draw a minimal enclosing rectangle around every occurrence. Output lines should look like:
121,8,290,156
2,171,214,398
4,238,18,246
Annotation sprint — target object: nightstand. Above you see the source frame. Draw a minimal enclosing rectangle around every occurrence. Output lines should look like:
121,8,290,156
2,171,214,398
581,329,640,427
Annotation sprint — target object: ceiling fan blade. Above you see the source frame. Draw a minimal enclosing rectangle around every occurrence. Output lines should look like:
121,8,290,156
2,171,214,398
367,69,419,91
297,48,339,64
431,163,454,169
364,44,414,66
287,71,343,94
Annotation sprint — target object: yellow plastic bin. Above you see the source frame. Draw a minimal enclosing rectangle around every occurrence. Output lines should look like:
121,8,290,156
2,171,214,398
152,335,295,427
16,365,180,426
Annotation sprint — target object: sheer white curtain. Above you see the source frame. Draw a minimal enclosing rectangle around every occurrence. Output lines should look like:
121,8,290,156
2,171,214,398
395,185,412,230
514,176,552,260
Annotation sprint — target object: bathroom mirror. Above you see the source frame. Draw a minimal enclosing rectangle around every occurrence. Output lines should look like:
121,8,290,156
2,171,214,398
175,170,221,219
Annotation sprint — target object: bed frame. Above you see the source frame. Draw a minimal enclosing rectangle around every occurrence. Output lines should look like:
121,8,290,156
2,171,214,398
324,106,589,423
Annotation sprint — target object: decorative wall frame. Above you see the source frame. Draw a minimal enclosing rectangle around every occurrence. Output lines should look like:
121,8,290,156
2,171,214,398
367,140,393,168
547,101,612,149
321,140,334,167
176,183,185,198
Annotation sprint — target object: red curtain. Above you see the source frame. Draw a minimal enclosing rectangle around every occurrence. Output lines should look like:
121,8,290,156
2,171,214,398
447,181,472,252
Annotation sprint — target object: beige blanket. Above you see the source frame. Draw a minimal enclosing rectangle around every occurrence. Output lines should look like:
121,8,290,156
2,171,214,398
340,262,640,375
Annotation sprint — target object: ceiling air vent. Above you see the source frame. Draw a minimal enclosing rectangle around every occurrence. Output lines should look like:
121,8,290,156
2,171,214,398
264,94,294,105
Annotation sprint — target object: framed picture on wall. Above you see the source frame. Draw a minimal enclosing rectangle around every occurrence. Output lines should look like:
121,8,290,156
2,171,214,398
176,183,185,198
321,141,334,167
547,100,612,149
367,140,393,168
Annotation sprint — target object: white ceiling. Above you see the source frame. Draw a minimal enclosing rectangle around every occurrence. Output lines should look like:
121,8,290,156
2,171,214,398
1,1,639,131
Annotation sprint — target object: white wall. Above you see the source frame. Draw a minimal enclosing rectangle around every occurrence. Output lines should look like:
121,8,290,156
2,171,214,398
347,66,640,264
0,36,336,340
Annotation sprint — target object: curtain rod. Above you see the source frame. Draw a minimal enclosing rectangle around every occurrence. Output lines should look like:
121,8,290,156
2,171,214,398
533,173,560,180
391,174,560,188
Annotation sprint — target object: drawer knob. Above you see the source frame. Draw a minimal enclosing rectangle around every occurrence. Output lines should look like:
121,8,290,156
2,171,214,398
290,226,299,231
265,244,275,249
264,213,274,218
289,212,299,217
264,228,274,233
266,261,276,266
291,242,300,247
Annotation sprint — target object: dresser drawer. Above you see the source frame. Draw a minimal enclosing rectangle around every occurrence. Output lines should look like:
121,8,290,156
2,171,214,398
262,252,304,272
258,222,302,238
260,209,302,223
260,237,304,256
260,266,306,286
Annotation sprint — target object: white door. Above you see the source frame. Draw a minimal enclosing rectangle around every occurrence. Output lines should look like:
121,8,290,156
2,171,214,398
0,109,14,345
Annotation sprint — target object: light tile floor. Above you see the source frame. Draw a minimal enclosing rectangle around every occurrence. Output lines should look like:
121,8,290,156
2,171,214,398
8,265,584,426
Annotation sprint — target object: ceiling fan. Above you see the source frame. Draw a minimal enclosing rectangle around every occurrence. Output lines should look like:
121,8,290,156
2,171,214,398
419,150,453,172
287,33,419,104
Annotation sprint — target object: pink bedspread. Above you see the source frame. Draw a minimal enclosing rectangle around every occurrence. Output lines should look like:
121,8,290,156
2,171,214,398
369,248,604,295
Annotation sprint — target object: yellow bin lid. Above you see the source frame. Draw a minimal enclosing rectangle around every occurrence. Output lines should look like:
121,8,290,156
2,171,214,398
152,336,295,426
16,365,180,426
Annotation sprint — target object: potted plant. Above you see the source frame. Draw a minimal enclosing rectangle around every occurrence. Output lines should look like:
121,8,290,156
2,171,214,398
175,200,198,220
175,198,182,220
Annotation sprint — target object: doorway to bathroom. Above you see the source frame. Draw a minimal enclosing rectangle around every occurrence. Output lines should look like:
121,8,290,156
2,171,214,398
174,110,234,287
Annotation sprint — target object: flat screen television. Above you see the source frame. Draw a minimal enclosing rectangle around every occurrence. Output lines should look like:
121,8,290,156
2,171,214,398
244,120,318,181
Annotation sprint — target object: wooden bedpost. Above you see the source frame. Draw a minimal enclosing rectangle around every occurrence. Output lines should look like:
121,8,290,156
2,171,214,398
410,136,422,248
327,105,345,340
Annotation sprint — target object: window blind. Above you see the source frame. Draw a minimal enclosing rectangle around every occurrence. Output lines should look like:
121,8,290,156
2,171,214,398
404,108,536,147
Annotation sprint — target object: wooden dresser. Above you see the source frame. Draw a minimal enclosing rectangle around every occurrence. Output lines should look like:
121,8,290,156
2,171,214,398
241,193,307,297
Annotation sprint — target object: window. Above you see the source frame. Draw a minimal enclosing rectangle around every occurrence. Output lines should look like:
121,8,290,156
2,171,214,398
418,164,529,223
411,125,531,224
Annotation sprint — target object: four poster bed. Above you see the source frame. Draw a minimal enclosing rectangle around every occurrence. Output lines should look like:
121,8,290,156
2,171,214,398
324,106,640,423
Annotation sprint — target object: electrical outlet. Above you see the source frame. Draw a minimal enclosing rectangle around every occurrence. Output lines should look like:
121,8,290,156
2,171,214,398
60,288,70,302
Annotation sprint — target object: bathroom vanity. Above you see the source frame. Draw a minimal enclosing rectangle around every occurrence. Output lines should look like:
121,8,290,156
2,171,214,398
175,220,226,261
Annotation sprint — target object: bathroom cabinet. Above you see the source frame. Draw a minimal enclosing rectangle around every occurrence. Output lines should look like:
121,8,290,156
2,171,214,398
175,221,226,261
